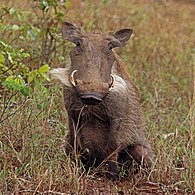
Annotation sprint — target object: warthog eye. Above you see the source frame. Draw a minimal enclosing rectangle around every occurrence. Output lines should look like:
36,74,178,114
75,38,82,47
108,43,113,50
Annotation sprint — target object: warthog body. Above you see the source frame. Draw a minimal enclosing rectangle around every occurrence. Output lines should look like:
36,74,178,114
51,22,153,181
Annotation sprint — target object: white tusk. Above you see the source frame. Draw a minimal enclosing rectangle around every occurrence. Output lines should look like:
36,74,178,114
70,70,77,87
109,74,115,91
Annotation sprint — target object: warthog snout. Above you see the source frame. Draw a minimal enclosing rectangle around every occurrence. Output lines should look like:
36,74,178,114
70,69,115,105
80,92,103,105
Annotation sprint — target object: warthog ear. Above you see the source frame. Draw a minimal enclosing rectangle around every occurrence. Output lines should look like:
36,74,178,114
112,29,133,47
62,22,83,44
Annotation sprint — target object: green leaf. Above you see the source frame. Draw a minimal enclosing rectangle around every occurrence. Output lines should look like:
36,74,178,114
57,12,64,17
38,64,50,73
9,7,16,15
40,72,50,81
21,85,29,96
15,76,25,85
11,24,20,31
0,40,7,47
2,77,20,90
3,75,29,96
61,126,66,136
28,71,37,83
7,52,13,63
40,1,49,10
3,75,14,82
0,53,5,63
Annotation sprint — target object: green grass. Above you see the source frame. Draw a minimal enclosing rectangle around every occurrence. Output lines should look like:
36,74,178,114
0,0,195,194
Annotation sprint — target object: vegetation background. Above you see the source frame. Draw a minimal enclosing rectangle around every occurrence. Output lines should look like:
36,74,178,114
0,0,194,194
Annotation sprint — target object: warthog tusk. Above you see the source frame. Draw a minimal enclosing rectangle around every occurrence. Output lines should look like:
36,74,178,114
70,70,77,87
109,75,115,90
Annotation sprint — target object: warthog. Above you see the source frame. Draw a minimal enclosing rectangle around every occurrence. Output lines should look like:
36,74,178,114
51,22,153,181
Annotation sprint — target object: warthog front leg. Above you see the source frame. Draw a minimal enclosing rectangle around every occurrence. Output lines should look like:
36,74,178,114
119,144,153,174
107,152,120,181
127,144,153,167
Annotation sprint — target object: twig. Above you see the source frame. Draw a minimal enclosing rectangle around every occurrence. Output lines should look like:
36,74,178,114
0,96,27,123
188,51,195,150
0,90,19,121
5,135,23,165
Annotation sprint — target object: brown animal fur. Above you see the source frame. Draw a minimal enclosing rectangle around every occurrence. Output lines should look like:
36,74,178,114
50,22,153,181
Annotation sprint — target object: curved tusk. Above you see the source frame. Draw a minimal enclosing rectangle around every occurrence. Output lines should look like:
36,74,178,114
109,74,115,91
70,70,78,87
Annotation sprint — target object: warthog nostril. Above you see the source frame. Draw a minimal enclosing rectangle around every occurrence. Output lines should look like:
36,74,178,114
80,93,103,105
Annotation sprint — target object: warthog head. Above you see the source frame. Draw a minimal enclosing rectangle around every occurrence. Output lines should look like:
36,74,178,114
58,22,133,105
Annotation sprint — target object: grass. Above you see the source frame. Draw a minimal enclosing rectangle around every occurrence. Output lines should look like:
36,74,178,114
0,0,195,194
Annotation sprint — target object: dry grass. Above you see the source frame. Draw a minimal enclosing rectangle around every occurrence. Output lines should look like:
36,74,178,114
0,0,195,194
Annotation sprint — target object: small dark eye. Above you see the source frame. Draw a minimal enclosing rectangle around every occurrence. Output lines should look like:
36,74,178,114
108,43,113,50
76,41,81,46
76,39,82,47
